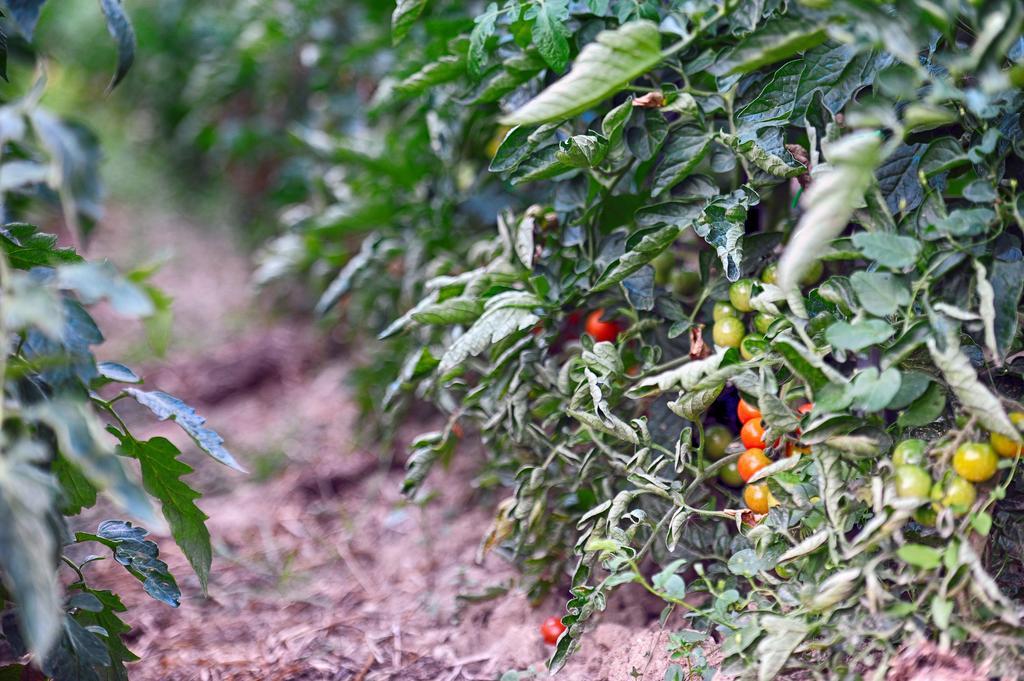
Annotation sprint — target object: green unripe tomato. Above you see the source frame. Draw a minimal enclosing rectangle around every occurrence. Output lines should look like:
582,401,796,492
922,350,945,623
892,439,926,467
931,475,976,515
713,301,739,321
704,425,733,461
913,505,937,526
894,464,932,499
799,260,824,287
739,334,765,361
652,250,675,285
729,279,756,312
953,442,998,482
753,312,777,335
713,317,745,348
718,460,743,487
670,270,701,296
761,263,778,285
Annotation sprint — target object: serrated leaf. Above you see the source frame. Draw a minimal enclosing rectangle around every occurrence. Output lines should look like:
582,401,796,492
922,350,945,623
30,401,156,525
116,436,212,594
503,21,663,125
124,389,245,472
76,521,180,607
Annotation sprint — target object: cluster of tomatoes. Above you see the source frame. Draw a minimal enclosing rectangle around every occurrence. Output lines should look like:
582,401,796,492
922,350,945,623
711,262,823,359
704,397,812,514
892,412,1024,522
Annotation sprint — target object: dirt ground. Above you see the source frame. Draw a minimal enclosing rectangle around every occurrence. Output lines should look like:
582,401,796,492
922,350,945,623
76,207,696,680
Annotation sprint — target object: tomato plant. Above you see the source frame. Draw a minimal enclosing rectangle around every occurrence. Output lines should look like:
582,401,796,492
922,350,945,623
157,0,1024,678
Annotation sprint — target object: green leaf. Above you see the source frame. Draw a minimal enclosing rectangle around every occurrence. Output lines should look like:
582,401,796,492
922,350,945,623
1,224,82,270
990,255,1024,357
75,521,180,607
469,3,499,77
0,442,62,659
713,16,827,75
971,510,993,536
98,0,136,90
825,319,895,351
694,188,753,281
850,271,910,317
532,0,571,71
717,130,804,177
755,615,809,681
772,335,841,394
851,232,921,269
392,0,428,45
897,381,946,427
556,134,610,167
31,401,156,525
728,549,768,577
72,588,139,674
897,543,942,569
394,55,465,96
778,132,883,317
918,136,968,177
651,127,712,196
438,291,541,373
124,389,245,472
927,332,1019,441
116,436,212,594
848,367,901,412
410,296,484,325
502,21,663,125
56,262,154,317
593,224,684,292
5,1,48,40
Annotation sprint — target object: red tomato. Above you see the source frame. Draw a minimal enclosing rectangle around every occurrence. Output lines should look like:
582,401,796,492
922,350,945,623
737,398,761,424
585,309,621,343
741,417,767,449
797,402,813,415
540,616,566,645
737,448,770,482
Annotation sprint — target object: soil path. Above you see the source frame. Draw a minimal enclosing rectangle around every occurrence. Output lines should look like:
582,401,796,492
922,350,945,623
79,207,685,680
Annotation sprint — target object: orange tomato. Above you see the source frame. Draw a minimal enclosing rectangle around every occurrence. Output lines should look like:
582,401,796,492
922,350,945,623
796,402,813,415
744,483,774,514
786,442,810,457
741,417,767,449
585,309,621,343
737,398,761,424
737,448,770,482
